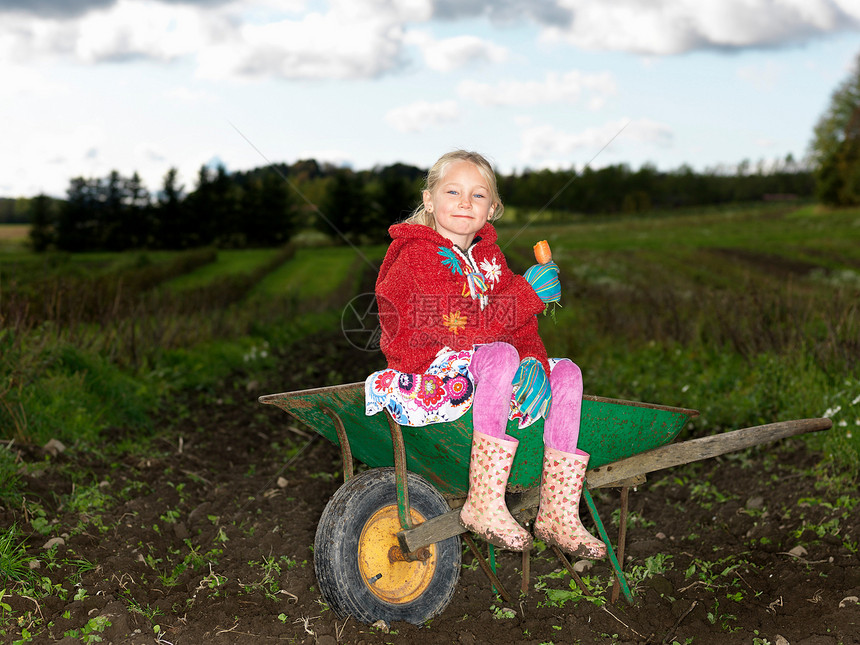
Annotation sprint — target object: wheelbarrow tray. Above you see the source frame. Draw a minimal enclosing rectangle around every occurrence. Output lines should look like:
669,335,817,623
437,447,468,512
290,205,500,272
259,382,699,497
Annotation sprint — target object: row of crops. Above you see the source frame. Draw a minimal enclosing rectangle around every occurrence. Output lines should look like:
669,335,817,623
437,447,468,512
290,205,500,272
0,242,382,447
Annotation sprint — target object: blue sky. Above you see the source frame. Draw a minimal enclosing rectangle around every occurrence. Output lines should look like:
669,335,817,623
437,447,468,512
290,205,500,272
1,0,858,198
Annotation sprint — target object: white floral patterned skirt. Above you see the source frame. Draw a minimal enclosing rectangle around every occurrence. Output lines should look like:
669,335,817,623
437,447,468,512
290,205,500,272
365,347,554,428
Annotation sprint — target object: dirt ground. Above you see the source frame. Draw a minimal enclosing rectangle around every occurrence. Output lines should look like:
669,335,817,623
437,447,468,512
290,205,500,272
3,331,859,645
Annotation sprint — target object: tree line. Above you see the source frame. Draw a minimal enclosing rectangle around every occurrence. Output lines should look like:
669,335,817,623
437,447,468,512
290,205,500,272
25,157,818,252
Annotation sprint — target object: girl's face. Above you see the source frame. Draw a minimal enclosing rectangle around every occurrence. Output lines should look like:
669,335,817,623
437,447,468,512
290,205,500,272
423,160,496,248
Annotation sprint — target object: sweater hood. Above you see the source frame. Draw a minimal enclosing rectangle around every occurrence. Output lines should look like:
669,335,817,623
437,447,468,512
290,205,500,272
388,222,498,247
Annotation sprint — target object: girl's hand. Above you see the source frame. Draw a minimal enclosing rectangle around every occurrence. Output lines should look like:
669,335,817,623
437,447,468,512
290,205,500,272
512,357,552,419
523,261,560,304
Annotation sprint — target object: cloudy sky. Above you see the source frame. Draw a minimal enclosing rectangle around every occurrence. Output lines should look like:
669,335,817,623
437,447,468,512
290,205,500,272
1,0,858,198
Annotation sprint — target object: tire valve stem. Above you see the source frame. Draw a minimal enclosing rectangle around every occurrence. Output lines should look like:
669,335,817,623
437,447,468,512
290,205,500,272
368,573,383,584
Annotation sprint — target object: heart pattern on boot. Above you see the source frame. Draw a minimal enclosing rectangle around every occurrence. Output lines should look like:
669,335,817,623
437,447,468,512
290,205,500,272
459,432,533,551
534,447,606,560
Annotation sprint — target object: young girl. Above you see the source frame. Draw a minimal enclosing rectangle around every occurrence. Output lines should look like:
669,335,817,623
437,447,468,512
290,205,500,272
365,150,605,559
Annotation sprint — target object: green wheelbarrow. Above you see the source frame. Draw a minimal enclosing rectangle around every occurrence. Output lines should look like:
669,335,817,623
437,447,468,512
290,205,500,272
259,383,831,625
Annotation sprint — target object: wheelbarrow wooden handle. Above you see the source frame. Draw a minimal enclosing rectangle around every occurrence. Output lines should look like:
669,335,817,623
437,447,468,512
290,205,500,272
399,417,831,552
587,417,832,488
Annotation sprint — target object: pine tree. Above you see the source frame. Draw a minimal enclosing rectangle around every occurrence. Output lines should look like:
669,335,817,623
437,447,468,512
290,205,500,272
28,194,56,252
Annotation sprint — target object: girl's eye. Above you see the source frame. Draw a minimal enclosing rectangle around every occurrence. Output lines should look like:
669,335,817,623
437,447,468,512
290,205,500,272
474,193,485,199
447,190,458,195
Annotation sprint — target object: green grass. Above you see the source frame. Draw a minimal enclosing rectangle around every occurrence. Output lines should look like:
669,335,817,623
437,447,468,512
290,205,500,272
0,249,209,287
164,249,283,291
514,205,860,474
503,204,860,256
0,524,37,585
250,246,380,299
0,244,352,447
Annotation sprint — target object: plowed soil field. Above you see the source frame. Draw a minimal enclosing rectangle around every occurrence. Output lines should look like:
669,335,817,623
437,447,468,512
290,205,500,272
4,331,859,645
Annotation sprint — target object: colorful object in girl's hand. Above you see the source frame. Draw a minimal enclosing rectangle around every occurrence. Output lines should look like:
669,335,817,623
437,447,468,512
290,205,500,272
523,262,560,304
533,240,552,264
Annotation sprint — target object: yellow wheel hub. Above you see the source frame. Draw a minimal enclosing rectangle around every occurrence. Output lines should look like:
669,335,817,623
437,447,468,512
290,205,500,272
358,505,437,604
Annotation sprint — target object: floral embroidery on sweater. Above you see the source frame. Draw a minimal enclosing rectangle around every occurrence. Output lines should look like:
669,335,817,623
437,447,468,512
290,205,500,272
437,247,463,275
479,257,501,288
442,311,467,334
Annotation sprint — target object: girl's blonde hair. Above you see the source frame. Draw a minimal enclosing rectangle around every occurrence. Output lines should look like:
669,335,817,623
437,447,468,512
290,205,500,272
404,150,505,228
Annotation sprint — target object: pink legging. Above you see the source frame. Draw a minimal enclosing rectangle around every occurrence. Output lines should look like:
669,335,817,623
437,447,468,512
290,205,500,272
468,342,583,453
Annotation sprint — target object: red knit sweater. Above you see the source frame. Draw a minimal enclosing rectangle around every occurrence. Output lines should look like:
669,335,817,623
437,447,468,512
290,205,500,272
376,222,549,374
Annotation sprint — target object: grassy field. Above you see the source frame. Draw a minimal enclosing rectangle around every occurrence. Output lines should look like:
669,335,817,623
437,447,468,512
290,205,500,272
500,204,860,471
1,205,858,473
250,245,386,299
165,249,283,291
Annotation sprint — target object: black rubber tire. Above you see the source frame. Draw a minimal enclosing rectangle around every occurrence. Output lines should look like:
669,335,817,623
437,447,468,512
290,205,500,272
313,467,461,625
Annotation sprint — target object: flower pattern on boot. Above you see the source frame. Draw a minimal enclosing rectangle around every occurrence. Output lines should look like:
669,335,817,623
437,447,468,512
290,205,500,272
534,447,606,559
459,431,533,551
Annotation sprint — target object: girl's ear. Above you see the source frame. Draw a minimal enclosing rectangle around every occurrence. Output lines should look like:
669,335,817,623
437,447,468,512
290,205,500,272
422,189,433,213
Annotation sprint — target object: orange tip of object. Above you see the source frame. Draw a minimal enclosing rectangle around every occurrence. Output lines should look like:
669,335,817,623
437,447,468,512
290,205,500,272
533,240,552,264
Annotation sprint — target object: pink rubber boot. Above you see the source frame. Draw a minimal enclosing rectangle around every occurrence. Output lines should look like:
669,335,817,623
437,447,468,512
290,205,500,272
534,448,606,559
459,430,534,551
459,343,532,551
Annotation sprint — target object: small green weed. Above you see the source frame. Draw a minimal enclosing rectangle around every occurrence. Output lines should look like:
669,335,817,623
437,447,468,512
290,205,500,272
689,480,735,509
490,605,516,619
706,599,737,632
242,555,294,600
611,508,656,529
627,553,673,591
535,570,608,608
0,525,38,585
64,615,111,643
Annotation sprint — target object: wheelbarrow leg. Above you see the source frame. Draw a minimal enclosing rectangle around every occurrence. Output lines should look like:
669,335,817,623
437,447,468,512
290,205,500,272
610,485,630,605
462,534,512,603
551,545,592,597
385,412,412,531
320,405,354,482
521,549,530,595
582,488,634,604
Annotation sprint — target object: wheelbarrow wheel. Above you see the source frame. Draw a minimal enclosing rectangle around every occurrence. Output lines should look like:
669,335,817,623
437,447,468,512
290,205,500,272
313,467,461,625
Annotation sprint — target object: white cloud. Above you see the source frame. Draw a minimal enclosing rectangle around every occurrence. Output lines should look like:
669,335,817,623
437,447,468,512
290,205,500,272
544,0,860,55
0,0,215,64
74,0,213,63
458,70,616,109
385,100,460,133
197,0,433,80
518,118,673,166
2,0,858,84
0,0,434,80
407,31,509,72
429,0,574,27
